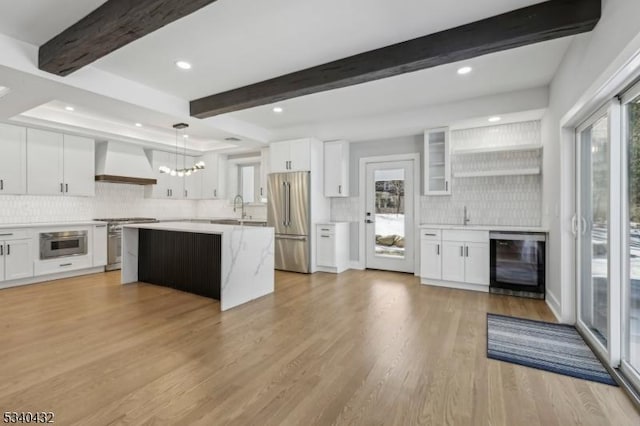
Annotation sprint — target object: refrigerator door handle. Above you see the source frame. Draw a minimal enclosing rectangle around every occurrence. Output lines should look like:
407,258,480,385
275,235,307,241
282,181,288,226
287,182,292,227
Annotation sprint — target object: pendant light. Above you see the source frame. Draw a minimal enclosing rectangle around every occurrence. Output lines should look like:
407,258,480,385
158,123,205,176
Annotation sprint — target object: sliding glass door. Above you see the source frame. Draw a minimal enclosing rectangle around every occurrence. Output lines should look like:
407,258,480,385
577,111,611,350
622,83,640,389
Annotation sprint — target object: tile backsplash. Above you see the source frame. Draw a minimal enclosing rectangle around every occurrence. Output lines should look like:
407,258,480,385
0,182,266,224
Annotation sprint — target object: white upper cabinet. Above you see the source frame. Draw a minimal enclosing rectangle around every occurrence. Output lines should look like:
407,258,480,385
63,135,95,196
0,123,27,195
270,139,312,172
324,140,349,197
259,147,269,202
27,129,64,195
183,156,203,200
424,127,451,196
27,129,95,196
200,152,227,199
145,150,181,199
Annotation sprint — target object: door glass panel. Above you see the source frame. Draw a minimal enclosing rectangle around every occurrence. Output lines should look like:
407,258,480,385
374,169,405,258
580,115,609,346
627,96,640,372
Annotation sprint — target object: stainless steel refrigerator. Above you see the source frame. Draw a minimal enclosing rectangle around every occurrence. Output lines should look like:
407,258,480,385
267,171,311,273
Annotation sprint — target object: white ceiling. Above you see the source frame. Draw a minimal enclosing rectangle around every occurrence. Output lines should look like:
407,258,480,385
0,0,576,149
0,0,107,45
94,0,543,99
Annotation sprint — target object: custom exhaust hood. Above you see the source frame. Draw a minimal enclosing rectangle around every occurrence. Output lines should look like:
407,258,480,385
95,141,157,185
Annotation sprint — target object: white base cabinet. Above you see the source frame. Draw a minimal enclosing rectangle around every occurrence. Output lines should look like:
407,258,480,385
316,223,350,274
0,230,34,283
93,224,107,267
420,228,489,291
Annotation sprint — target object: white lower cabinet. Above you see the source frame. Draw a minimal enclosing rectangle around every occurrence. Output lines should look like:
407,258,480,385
315,223,350,273
420,228,489,291
441,241,465,282
420,230,442,281
0,236,33,282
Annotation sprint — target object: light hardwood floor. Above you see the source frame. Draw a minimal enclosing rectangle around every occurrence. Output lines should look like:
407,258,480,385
0,270,637,425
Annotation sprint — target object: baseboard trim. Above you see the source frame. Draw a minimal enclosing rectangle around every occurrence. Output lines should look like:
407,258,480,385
349,261,365,270
545,291,563,323
420,278,489,293
0,266,105,290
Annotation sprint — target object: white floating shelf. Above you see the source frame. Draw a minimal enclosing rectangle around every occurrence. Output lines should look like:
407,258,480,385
454,167,541,178
453,143,542,155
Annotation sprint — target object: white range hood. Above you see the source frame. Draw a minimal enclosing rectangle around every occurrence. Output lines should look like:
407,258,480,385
95,141,157,185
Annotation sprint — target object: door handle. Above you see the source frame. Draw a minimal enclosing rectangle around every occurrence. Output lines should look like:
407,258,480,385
580,217,587,235
366,219,375,224
571,214,578,236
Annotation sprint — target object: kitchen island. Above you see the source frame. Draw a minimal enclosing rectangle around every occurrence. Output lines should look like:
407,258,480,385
121,222,274,311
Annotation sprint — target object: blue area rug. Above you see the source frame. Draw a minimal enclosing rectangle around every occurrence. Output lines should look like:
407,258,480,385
487,313,617,386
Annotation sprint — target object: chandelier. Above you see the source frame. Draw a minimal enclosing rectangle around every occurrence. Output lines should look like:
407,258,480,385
159,123,205,177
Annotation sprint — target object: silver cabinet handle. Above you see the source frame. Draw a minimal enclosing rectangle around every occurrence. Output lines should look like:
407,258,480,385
0,245,3,255
60,263,72,267
460,246,464,257
65,183,69,193
6,244,9,255
338,185,342,194
0,179,3,190
185,190,188,198
424,233,437,236
321,235,331,238
436,244,440,255
465,246,469,257
0,233,13,237
445,181,449,191
260,187,263,196
95,225,106,228
60,183,64,193
321,228,331,231
214,189,217,197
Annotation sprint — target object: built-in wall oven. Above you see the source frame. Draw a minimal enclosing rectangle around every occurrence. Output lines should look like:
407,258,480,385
39,231,88,260
489,232,546,299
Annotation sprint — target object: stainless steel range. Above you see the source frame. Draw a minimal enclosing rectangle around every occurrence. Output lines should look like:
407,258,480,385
94,218,159,271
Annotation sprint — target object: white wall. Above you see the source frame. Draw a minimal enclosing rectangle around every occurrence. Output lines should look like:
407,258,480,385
332,121,544,261
0,182,268,223
543,0,640,322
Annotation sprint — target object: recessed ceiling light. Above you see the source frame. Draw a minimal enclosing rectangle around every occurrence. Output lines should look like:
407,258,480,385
488,116,502,123
273,106,284,113
65,106,75,111
183,134,189,139
175,61,192,70
457,66,473,75
135,123,143,127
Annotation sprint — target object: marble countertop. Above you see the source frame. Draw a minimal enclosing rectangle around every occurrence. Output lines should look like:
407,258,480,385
419,224,549,233
0,221,104,229
123,221,273,235
158,217,268,223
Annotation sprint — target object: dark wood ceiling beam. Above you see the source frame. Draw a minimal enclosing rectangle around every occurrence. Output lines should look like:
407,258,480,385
39,0,220,76
190,0,601,119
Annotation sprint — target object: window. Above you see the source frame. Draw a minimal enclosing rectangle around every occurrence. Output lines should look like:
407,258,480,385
238,163,260,203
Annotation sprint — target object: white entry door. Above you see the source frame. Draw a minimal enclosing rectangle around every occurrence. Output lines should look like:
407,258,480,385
365,160,415,273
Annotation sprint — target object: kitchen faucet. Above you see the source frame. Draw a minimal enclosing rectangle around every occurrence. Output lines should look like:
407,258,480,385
463,206,471,226
233,195,246,219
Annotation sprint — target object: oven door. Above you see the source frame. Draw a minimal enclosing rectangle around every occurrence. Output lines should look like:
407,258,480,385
490,233,545,293
39,231,88,260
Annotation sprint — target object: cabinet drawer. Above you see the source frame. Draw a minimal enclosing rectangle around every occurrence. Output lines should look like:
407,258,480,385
317,224,335,234
420,229,441,240
0,229,30,240
442,230,488,243
34,255,92,276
